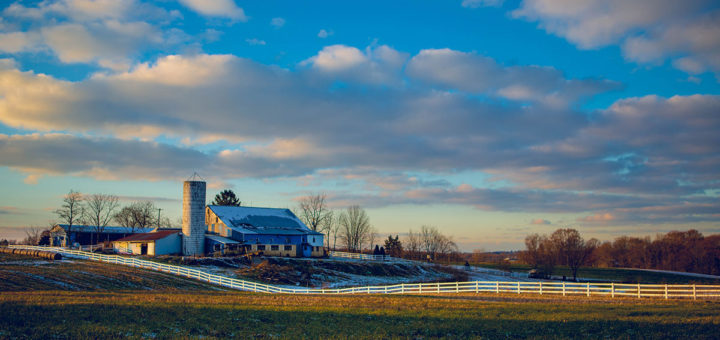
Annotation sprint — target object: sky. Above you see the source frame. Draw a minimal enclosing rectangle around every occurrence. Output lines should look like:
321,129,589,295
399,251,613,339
0,0,719,251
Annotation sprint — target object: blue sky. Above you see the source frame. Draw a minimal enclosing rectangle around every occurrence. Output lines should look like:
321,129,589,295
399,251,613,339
0,0,719,250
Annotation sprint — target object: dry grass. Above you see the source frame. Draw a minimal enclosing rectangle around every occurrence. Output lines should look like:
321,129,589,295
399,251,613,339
2,252,719,338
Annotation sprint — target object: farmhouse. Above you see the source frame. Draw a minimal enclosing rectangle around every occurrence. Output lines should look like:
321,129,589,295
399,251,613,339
84,177,326,258
50,224,154,247
113,229,182,256
205,205,325,257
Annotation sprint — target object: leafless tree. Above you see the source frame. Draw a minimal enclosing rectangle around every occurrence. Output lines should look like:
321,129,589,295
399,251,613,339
83,193,119,246
337,205,372,252
22,226,44,245
296,193,333,233
551,228,598,281
114,201,158,232
365,226,378,252
404,229,421,259
54,190,83,240
419,225,458,258
329,212,341,250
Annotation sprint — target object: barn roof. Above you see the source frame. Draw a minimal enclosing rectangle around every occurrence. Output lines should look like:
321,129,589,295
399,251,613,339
207,205,323,236
113,229,181,242
53,224,154,234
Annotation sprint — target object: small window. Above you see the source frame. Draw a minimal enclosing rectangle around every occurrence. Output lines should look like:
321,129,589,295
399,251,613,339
312,237,315,242
257,245,266,250
271,245,279,251
284,245,292,251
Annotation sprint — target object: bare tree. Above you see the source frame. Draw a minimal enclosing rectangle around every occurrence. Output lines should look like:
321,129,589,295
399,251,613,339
84,194,119,246
418,225,458,258
22,226,44,245
296,193,333,233
337,205,372,252
365,226,378,252
551,228,598,281
404,229,421,259
54,190,83,245
329,212,341,250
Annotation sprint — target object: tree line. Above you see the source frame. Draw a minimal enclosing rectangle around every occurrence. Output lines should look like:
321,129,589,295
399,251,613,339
295,194,460,261
521,228,720,278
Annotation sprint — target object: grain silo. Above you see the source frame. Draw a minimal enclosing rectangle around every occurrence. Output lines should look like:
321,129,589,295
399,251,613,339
182,176,206,256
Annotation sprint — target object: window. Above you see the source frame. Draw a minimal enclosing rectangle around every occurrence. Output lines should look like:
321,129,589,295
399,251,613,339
257,245,266,251
284,245,292,251
312,237,315,243
271,245,279,251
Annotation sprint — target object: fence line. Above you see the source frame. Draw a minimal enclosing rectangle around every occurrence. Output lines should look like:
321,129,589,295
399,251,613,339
7,245,720,300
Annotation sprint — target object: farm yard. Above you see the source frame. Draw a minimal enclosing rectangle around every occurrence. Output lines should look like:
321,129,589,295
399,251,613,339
2,251,720,338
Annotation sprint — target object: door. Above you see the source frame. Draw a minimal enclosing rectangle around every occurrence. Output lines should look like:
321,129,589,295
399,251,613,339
140,243,148,255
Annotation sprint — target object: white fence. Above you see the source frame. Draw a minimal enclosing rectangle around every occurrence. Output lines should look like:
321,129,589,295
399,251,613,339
329,251,400,261
7,245,720,300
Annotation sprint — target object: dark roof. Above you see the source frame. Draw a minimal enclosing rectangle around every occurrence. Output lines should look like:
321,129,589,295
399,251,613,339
113,230,181,242
207,205,323,236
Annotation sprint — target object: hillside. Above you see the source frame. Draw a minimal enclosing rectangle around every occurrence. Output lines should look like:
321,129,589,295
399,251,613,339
0,252,224,291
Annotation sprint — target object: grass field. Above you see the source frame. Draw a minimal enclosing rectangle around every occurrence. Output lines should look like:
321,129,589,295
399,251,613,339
2,253,719,338
2,291,719,338
473,262,720,284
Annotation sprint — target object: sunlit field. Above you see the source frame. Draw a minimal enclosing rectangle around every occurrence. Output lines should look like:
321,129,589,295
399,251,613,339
1,253,719,339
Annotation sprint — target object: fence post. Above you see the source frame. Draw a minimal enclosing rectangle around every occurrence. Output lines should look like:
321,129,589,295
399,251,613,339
539,281,543,295
496,281,499,294
517,281,520,294
693,284,696,300
456,282,459,293
419,283,422,294
401,283,404,294
664,284,668,300
587,282,590,297
562,282,566,296
611,282,614,298
637,283,641,298
475,281,479,293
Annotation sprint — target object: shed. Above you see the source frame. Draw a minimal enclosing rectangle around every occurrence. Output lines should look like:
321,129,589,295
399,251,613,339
113,229,182,256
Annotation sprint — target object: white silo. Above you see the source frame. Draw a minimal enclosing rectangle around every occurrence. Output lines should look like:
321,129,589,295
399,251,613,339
182,178,206,256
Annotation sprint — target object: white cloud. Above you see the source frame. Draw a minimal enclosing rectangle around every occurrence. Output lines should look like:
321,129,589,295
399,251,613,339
178,0,247,21
406,48,616,106
40,21,161,68
512,0,720,75
0,32,41,53
317,29,333,38
0,0,183,70
302,44,409,85
462,0,504,8
271,17,285,29
245,38,266,46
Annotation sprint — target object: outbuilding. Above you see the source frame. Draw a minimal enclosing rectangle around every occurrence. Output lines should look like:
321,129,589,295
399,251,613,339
113,229,182,256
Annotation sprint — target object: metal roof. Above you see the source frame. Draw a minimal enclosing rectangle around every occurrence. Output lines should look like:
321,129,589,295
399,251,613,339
205,234,240,244
113,230,181,242
207,205,323,236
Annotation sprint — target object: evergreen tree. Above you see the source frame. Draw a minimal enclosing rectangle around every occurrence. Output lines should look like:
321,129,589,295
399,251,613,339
212,190,241,206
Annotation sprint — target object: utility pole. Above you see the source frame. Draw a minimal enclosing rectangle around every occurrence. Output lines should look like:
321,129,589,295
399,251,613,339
157,208,162,229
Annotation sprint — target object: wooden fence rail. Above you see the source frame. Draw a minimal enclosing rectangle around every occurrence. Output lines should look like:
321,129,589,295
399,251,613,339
7,246,720,300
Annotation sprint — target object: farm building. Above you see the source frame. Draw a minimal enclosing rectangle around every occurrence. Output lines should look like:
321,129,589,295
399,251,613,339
113,229,183,256
205,205,325,257
50,224,154,247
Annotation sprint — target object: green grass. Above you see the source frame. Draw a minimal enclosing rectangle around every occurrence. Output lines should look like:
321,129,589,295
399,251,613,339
474,262,720,284
1,291,718,339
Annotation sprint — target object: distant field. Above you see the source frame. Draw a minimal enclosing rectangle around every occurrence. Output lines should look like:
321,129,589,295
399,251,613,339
1,253,719,338
473,262,720,284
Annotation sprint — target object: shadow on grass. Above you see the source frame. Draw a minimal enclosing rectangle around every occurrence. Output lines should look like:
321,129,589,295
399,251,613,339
1,300,717,339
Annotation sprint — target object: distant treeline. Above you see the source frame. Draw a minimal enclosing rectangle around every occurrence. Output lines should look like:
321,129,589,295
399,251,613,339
592,230,720,276
517,229,720,277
